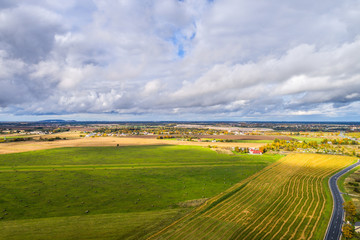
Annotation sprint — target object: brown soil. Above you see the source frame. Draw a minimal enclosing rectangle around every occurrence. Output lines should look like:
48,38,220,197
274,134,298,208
178,198,209,208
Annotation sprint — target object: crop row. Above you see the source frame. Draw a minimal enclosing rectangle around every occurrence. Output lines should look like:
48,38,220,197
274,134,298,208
149,154,355,240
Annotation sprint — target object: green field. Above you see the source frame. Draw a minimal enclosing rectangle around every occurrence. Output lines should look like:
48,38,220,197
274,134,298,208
1,136,29,139
231,139,273,143
0,135,34,142
0,209,186,240
0,145,279,167
198,138,273,143
291,136,324,143
161,138,272,143
346,132,360,139
0,145,281,239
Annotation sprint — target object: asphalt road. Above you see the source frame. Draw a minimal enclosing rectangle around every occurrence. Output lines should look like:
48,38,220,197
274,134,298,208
324,160,360,240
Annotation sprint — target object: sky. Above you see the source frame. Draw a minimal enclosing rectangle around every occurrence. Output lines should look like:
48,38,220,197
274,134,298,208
0,0,360,121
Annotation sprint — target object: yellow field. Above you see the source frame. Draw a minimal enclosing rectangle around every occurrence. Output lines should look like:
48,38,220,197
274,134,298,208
0,136,265,154
346,132,360,139
149,154,356,240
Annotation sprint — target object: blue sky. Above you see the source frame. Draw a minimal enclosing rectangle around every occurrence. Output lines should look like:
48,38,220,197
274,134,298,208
0,0,360,121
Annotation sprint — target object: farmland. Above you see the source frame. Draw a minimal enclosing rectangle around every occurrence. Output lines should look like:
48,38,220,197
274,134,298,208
290,136,324,143
0,145,281,239
150,154,356,240
0,136,266,154
347,132,360,139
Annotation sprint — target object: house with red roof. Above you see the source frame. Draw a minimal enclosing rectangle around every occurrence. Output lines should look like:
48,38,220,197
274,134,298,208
249,147,263,155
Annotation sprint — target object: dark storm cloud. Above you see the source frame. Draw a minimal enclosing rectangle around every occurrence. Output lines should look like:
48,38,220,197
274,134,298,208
0,5,64,62
0,0,17,9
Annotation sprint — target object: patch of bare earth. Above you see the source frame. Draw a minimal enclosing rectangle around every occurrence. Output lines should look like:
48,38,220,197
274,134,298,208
178,198,209,208
210,148,234,155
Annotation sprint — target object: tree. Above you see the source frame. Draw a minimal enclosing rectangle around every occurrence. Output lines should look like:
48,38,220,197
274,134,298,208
259,146,266,153
344,201,357,223
342,223,354,239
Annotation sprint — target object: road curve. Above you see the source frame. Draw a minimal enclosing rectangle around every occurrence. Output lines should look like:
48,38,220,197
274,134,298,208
324,160,360,240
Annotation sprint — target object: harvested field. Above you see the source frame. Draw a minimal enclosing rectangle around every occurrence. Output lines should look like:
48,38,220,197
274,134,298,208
149,154,356,240
0,137,265,154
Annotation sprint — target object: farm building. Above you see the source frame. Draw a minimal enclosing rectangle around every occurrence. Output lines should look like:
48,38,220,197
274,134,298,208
249,147,262,155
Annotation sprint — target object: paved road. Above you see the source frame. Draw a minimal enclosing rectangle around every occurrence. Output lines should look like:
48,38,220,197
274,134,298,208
324,160,360,240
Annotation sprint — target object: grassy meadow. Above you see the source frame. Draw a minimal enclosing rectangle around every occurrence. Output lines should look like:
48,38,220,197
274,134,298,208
150,154,356,240
0,145,281,239
338,166,360,205
290,136,324,143
197,138,273,143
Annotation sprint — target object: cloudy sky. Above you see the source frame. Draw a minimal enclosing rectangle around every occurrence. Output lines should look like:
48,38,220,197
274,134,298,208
1,0,360,121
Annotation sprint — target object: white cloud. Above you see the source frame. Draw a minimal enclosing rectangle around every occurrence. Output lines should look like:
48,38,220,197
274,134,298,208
0,0,360,120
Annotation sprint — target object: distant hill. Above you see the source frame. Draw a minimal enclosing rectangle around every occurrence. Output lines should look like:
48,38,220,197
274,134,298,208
39,119,77,123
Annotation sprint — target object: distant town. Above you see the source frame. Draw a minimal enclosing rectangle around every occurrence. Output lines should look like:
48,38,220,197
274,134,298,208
1,120,359,157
